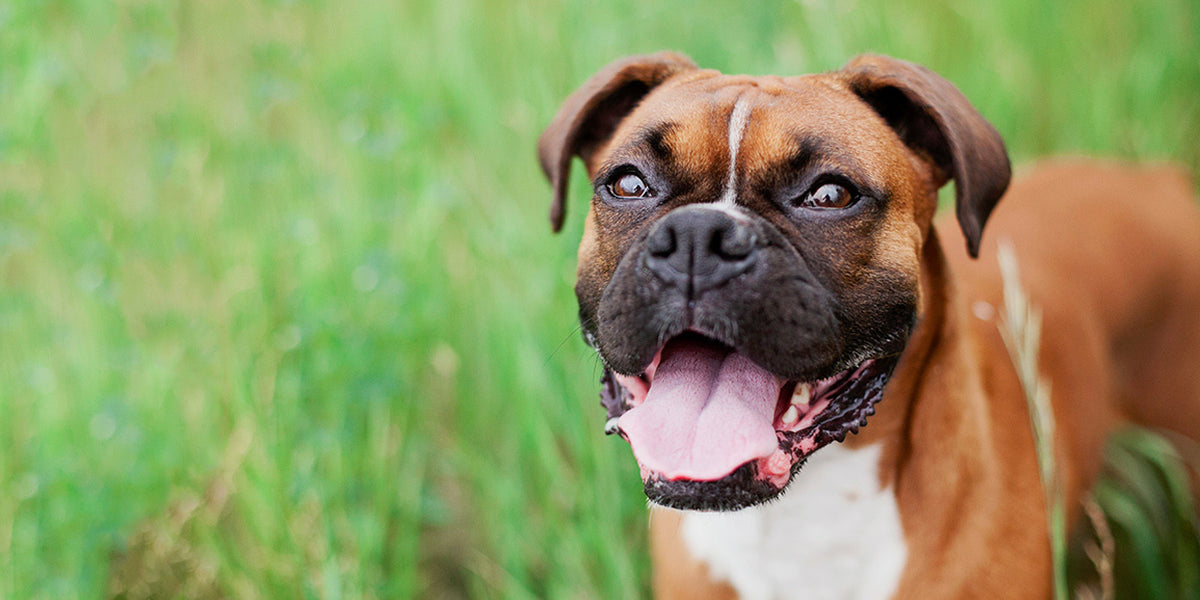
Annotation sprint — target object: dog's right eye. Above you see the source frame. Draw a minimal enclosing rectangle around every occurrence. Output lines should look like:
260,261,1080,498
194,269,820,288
608,173,654,199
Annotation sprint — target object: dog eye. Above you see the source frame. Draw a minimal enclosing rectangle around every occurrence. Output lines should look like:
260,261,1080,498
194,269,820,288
609,173,654,199
800,182,855,210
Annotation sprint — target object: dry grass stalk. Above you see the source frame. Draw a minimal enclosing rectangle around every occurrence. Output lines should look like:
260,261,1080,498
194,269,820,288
996,241,1068,600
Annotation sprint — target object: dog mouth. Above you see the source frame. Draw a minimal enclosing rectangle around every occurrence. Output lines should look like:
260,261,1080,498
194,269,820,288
600,332,899,510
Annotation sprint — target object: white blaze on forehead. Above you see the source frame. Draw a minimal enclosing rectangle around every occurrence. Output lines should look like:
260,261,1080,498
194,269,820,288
718,95,753,205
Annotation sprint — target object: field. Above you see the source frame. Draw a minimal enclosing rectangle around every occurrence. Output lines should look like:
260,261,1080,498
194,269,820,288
1,0,1197,598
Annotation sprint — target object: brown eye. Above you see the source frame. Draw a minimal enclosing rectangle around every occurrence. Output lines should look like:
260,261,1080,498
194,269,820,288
801,182,854,210
609,173,653,199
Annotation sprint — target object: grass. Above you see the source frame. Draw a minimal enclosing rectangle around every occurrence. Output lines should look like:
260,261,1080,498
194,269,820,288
1080,429,1200,599
0,0,1198,598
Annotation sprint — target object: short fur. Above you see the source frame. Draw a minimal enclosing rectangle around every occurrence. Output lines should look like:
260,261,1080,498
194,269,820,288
538,53,1200,598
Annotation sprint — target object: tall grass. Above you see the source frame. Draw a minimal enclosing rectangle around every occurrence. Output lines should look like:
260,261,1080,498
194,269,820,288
0,0,1197,598
1076,430,1200,599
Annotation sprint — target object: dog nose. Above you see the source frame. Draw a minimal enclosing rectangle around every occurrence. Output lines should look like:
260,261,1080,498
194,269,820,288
644,207,756,295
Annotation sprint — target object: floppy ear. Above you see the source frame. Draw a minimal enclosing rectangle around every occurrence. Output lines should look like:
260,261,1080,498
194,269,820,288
538,52,697,232
840,55,1011,258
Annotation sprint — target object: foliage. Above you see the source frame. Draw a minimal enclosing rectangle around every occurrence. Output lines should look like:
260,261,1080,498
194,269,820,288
1,0,1197,598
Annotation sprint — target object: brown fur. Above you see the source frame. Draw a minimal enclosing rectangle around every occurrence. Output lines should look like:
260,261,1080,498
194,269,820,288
540,54,1200,598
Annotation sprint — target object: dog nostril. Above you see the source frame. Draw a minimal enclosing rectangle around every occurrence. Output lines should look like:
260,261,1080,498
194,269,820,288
648,223,677,258
715,225,754,260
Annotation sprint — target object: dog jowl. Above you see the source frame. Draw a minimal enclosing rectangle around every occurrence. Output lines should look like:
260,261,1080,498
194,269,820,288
538,53,1009,510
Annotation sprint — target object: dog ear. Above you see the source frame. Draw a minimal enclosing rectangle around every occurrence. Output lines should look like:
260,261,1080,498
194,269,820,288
841,55,1011,258
538,52,697,232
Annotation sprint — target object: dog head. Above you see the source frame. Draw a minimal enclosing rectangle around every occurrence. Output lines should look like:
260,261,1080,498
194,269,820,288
538,53,1010,510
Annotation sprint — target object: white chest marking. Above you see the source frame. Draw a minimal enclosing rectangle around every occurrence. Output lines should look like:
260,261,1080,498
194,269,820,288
718,96,753,205
680,443,908,600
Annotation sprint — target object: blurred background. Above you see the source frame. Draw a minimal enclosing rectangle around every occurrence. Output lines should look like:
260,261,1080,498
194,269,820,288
0,0,1196,598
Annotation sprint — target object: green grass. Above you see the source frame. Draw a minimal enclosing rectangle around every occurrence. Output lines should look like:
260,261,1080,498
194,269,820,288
1,0,1198,598
1071,429,1200,599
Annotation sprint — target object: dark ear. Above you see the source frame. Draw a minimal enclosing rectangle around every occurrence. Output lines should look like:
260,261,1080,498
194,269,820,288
841,55,1011,258
538,52,697,232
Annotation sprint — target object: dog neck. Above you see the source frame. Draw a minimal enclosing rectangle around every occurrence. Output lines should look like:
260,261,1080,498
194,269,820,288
851,227,1051,598
839,228,956,481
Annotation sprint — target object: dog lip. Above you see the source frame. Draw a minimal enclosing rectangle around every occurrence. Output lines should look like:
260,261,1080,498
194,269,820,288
616,328,730,381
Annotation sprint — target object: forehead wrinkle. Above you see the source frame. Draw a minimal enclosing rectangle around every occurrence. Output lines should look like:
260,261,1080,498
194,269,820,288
785,135,874,187
783,135,829,175
654,95,737,179
631,121,679,160
743,99,897,195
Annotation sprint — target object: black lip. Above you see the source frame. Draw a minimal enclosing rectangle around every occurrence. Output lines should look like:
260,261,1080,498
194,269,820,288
599,367,633,429
644,461,793,511
783,354,900,446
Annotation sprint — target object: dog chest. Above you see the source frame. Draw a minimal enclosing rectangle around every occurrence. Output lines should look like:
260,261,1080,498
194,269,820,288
679,443,907,600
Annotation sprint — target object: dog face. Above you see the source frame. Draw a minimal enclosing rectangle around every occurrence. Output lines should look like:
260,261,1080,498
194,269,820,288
539,53,1009,510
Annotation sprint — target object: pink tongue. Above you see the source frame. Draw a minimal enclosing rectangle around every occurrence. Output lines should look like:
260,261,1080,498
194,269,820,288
617,340,781,481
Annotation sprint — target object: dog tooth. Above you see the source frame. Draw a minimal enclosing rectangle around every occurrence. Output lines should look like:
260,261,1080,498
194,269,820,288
791,383,812,406
604,418,620,435
780,404,800,426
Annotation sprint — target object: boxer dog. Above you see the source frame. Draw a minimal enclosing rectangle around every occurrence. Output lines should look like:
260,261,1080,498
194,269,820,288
537,53,1200,599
